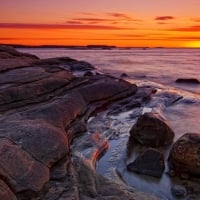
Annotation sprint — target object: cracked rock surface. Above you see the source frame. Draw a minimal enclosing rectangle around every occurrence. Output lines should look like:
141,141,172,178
0,46,160,200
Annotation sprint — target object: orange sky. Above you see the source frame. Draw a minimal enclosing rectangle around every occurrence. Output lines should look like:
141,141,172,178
0,0,200,47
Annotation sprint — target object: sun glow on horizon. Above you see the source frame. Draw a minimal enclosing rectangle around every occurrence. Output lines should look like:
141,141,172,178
1,0,200,48
184,41,200,48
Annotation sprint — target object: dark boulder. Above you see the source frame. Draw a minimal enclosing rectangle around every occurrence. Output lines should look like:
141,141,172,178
175,78,199,84
127,148,165,178
129,112,174,147
171,185,187,198
120,73,128,78
168,133,200,176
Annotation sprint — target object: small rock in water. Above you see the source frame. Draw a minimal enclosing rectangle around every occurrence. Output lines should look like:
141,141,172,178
120,73,128,78
127,148,165,178
175,78,200,84
129,112,174,147
171,185,187,198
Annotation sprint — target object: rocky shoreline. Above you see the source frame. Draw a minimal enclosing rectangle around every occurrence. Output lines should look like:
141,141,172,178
0,45,200,200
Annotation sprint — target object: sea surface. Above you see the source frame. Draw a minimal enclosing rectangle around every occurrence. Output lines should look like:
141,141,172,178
18,48,200,94
18,48,200,200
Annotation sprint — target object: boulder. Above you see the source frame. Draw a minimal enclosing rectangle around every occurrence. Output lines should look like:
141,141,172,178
168,133,200,176
127,148,165,178
171,185,187,198
175,78,199,84
120,73,128,78
129,112,174,147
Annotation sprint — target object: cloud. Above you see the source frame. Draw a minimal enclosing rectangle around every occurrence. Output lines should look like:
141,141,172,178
106,12,142,21
157,22,168,25
65,20,83,25
0,23,128,30
115,34,145,38
168,25,200,32
190,18,200,22
107,12,132,19
0,37,76,40
70,17,115,24
77,12,96,16
155,16,174,20
169,36,200,41
0,38,16,40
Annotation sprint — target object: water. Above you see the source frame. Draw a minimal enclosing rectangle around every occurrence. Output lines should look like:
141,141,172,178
18,48,200,94
18,47,200,199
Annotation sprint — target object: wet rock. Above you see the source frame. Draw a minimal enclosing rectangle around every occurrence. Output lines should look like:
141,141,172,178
108,86,155,115
72,156,159,200
127,148,165,178
171,185,187,198
129,112,174,147
175,78,200,84
168,133,200,176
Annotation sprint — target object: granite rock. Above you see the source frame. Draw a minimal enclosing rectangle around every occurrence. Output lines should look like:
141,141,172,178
168,133,200,176
129,112,174,147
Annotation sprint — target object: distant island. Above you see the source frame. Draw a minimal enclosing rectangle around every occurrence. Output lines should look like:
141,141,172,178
0,44,117,50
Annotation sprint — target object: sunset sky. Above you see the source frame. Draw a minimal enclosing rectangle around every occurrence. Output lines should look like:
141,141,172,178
1,0,200,47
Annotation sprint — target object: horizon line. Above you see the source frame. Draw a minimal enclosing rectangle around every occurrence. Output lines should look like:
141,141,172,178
1,43,199,49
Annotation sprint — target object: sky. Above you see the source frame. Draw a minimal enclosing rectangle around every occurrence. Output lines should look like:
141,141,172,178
1,0,200,47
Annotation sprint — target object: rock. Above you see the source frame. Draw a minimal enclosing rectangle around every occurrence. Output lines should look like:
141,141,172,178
0,121,69,167
129,112,174,147
84,71,94,76
108,86,155,115
0,179,17,200
0,46,156,200
72,156,159,200
36,57,94,72
175,78,200,84
77,76,137,103
171,185,187,198
127,148,165,178
0,45,39,59
0,139,49,193
0,45,39,71
168,133,200,176
120,73,128,78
